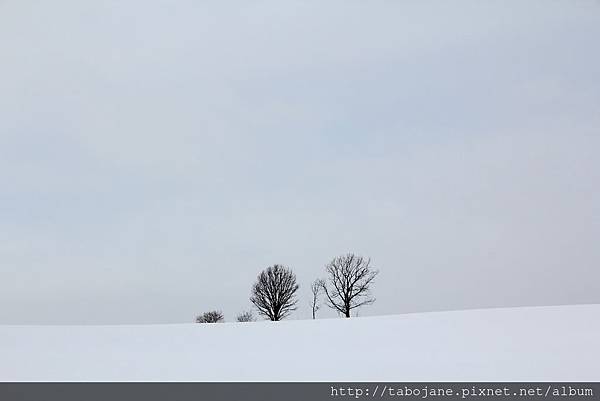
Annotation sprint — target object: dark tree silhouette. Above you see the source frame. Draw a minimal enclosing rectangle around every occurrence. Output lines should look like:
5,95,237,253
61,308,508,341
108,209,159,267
236,310,255,322
250,264,299,321
321,253,379,318
310,279,324,319
195,310,224,323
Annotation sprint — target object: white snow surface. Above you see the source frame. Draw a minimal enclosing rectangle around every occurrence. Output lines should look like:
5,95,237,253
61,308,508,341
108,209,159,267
1,304,598,381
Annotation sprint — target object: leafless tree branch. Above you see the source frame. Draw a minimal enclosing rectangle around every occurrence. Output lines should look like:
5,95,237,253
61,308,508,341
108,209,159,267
250,264,299,321
195,310,224,323
321,253,379,318
236,310,255,322
310,279,324,319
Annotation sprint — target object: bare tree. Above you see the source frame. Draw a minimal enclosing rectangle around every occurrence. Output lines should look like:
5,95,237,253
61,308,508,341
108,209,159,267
195,310,224,323
310,279,324,319
236,310,255,322
321,253,379,318
250,264,299,321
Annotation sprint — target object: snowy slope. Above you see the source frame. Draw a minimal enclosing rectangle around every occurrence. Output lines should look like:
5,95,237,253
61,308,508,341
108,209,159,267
1,304,598,381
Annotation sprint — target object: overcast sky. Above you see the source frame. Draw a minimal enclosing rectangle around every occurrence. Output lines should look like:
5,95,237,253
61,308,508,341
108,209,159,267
1,0,599,324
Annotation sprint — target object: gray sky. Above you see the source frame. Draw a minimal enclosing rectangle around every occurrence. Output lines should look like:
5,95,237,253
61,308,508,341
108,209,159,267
1,0,599,324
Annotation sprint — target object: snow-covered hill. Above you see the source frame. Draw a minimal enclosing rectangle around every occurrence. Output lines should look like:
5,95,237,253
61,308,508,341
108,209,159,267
1,304,598,381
